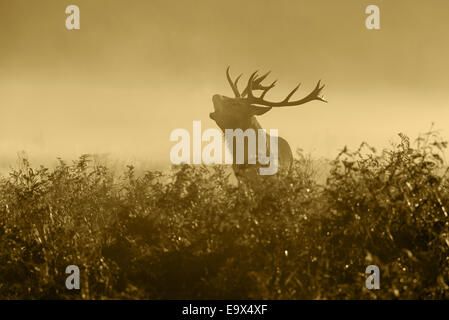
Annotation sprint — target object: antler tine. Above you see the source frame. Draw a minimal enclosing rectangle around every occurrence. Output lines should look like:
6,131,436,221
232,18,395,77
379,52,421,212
241,71,259,98
310,80,327,103
255,71,271,84
242,70,277,97
226,66,242,98
260,80,277,99
234,74,242,93
285,83,301,101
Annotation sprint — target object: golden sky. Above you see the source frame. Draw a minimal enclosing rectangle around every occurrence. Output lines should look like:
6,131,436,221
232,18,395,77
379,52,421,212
1,0,449,168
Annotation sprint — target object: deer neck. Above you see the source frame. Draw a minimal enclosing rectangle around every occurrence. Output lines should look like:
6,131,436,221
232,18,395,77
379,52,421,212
223,116,268,167
249,116,263,131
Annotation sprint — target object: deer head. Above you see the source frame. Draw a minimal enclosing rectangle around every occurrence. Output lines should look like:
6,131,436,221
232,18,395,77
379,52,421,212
210,67,327,132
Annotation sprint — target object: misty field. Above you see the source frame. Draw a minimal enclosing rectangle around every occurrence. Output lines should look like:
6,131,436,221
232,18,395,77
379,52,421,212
0,131,448,299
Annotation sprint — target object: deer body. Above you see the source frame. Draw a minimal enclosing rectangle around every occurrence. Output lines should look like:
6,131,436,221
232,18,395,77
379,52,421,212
211,94,293,181
210,67,326,183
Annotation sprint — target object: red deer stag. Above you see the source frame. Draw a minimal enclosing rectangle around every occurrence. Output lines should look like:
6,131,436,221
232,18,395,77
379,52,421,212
210,67,326,184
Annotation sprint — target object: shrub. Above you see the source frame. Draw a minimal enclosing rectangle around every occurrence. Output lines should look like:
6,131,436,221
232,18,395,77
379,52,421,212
0,131,448,299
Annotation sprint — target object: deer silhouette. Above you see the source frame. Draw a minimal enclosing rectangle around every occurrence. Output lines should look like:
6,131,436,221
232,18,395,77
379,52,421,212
210,67,326,184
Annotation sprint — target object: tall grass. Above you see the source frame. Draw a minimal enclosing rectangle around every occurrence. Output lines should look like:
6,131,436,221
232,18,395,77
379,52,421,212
0,131,448,299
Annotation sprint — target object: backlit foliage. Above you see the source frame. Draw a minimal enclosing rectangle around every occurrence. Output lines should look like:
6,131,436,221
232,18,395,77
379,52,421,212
0,131,448,299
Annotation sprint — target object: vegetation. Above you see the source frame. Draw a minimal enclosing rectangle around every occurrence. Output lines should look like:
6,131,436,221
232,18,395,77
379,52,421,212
0,130,448,299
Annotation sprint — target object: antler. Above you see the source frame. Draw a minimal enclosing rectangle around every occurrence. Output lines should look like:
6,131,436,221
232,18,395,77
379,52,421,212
244,71,327,107
226,67,327,107
226,67,243,98
241,71,277,98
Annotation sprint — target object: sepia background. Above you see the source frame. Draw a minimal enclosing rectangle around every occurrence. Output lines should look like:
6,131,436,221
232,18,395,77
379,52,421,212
1,0,449,300
1,0,449,171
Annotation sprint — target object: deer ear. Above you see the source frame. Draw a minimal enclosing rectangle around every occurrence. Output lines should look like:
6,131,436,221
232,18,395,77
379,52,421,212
249,105,272,116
